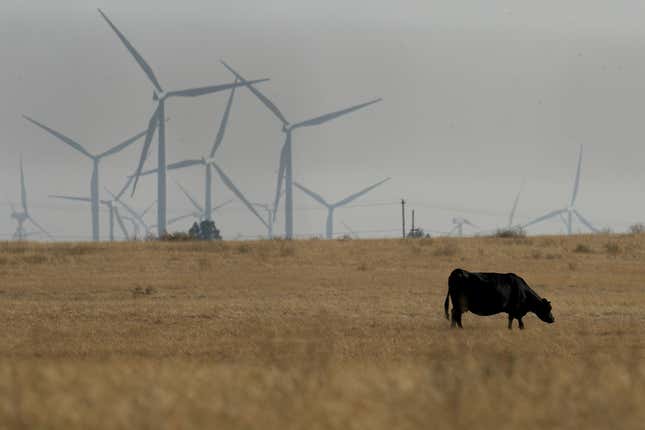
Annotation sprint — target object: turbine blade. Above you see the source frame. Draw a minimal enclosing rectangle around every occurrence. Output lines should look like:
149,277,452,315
114,208,130,240
167,79,267,98
523,209,566,229
19,156,27,213
137,159,203,177
220,60,289,126
131,105,161,196
141,200,157,218
212,199,234,212
210,80,237,158
508,180,524,228
334,177,390,207
293,182,330,207
27,216,54,240
167,213,196,226
98,129,148,159
292,98,382,129
272,139,288,215
23,115,93,158
115,176,134,201
211,162,269,229
570,145,583,207
573,209,599,233
175,181,204,213
98,9,163,93
49,195,91,203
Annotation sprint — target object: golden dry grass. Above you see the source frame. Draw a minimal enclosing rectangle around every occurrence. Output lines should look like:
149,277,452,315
0,235,644,429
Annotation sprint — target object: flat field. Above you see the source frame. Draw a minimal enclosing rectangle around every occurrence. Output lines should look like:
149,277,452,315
0,235,644,429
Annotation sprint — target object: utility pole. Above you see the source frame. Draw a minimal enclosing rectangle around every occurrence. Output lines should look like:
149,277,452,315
411,209,415,236
401,199,406,238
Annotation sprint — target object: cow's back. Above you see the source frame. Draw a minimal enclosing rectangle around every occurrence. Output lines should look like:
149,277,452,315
448,269,516,316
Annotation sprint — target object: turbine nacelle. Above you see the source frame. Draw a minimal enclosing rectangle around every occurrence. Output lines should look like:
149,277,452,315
153,91,168,101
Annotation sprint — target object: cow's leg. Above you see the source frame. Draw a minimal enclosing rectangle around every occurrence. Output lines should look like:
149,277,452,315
451,308,463,329
508,315,513,330
518,317,525,330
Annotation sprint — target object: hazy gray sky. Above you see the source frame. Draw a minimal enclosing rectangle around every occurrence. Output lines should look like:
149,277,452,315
2,0,645,240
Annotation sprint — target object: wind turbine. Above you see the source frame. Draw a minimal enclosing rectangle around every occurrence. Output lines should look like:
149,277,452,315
109,191,157,238
50,178,133,241
294,178,390,239
9,157,53,241
221,61,382,239
98,10,268,236
174,181,233,224
522,145,598,235
252,202,277,239
23,115,146,241
137,83,238,222
450,217,477,237
341,221,359,239
507,180,525,230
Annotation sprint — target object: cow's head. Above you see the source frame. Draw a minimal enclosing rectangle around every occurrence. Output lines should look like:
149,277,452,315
536,298,555,323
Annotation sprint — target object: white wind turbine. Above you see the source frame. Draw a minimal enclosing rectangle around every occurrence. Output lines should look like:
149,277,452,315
9,157,53,241
137,83,239,223
523,145,598,235
507,180,525,230
221,61,382,239
341,221,359,239
50,178,134,241
174,181,233,225
23,115,146,241
294,178,390,239
450,217,477,237
108,191,157,239
98,10,267,236
252,202,277,239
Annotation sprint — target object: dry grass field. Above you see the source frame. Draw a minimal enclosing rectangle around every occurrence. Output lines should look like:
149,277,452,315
0,234,644,429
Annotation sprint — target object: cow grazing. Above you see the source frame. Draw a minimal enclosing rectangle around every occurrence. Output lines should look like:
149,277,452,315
444,268,555,329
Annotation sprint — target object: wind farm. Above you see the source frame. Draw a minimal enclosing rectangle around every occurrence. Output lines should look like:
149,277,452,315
3,3,645,430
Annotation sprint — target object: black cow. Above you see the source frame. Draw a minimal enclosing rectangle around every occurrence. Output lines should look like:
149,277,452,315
444,268,555,329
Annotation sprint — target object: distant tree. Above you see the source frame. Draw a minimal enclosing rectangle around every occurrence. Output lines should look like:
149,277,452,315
629,223,645,234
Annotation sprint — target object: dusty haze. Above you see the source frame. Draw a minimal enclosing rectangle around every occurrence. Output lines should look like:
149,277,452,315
2,0,645,239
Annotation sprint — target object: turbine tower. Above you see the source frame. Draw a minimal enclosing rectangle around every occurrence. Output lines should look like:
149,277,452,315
221,61,382,239
522,145,598,235
294,178,390,239
9,157,53,241
23,116,146,241
98,10,268,236
137,83,238,222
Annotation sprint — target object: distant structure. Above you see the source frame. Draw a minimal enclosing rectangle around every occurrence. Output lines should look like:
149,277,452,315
341,221,359,239
23,116,146,241
523,145,598,235
10,157,53,241
507,180,525,230
252,202,277,239
294,178,390,239
451,217,477,237
221,61,382,239
98,9,266,237
174,182,233,225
